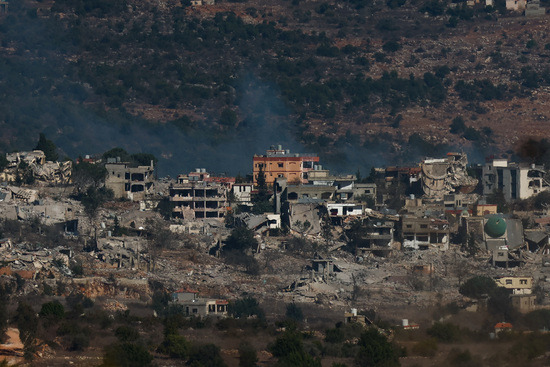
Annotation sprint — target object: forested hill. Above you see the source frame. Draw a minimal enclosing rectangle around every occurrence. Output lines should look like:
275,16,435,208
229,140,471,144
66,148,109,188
2,0,550,175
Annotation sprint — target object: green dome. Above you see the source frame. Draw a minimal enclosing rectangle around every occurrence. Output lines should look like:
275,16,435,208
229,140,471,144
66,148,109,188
485,215,507,238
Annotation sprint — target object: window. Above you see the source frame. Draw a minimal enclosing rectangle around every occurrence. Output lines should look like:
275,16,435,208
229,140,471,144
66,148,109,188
192,308,198,314
520,279,527,285
406,224,412,228
506,279,513,285
420,224,428,229
278,163,284,168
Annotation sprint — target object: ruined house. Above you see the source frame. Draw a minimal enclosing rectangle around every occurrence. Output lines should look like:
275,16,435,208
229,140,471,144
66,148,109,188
463,214,525,266
1,150,71,184
420,153,478,199
525,0,546,16
172,288,228,317
105,158,155,201
482,158,549,201
170,180,228,220
401,215,450,250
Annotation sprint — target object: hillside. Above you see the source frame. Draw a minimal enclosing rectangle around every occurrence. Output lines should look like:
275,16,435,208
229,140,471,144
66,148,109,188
2,0,550,174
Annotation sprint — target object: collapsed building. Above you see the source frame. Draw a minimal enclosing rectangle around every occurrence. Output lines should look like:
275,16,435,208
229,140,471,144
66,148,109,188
420,153,478,199
1,150,72,184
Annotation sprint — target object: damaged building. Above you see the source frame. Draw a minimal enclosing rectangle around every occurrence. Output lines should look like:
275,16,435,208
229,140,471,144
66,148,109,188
401,216,450,250
170,175,229,220
1,150,72,184
420,153,478,199
105,158,155,201
463,214,525,267
482,158,549,201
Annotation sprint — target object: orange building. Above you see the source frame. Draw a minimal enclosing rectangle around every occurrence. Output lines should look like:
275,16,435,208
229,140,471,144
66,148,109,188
253,146,320,185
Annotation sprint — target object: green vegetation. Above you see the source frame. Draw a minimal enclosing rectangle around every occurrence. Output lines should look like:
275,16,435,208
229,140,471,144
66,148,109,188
459,276,497,299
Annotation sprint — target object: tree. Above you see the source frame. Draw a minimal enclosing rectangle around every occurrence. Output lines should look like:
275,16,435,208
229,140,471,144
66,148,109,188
450,116,466,134
229,297,265,319
459,276,496,299
239,342,258,367
426,322,460,342
252,165,272,214
187,344,227,367
35,133,58,161
14,302,38,359
102,343,153,367
80,186,114,219
39,300,65,320
355,328,400,367
157,334,190,358
72,161,108,192
225,227,258,252
286,303,304,322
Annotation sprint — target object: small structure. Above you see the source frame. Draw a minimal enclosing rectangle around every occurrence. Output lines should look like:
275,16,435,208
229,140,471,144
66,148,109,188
344,309,373,326
172,288,228,317
525,0,546,16
510,294,536,313
506,0,526,10
494,322,513,336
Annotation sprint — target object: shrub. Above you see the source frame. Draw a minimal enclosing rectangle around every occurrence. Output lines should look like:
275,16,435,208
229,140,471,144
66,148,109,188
102,343,153,367
40,301,65,320
157,334,190,358
114,326,140,342
459,276,496,299
427,322,460,343
411,338,438,357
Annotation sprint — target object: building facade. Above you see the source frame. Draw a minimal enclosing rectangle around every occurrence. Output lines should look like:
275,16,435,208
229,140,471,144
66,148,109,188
253,145,319,185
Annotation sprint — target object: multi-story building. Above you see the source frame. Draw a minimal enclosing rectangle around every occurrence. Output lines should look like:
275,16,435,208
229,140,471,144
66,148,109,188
104,158,155,201
170,171,229,220
253,145,319,185
401,216,450,250
482,158,549,201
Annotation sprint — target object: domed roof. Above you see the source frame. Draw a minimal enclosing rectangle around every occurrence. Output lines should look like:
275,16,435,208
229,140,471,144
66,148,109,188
485,215,507,238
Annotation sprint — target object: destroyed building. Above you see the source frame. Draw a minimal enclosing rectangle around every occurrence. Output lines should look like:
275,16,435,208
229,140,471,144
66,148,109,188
401,215,450,250
463,214,525,266
1,150,72,184
105,158,155,201
482,158,549,201
170,173,229,220
253,145,319,185
420,153,478,199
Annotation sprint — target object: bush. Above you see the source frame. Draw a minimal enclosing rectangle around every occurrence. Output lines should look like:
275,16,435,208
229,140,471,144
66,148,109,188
286,303,304,322
102,343,153,367
411,338,438,357
459,276,496,299
427,322,460,343
355,328,399,367
114,326,140,342
40,301,65,320
187,344,227,367
229,297,265,319
157,334,190,358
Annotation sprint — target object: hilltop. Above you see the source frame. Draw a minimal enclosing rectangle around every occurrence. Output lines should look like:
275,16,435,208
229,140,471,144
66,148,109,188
1,0,550,174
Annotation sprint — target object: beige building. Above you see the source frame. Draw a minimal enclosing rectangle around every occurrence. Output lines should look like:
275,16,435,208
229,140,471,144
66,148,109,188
495,276,533,294
104,159,155,201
